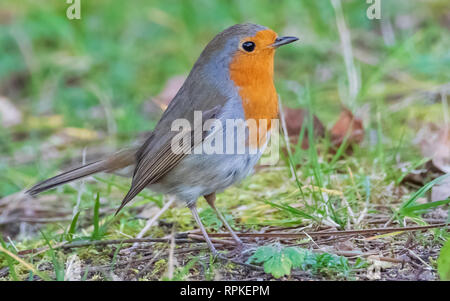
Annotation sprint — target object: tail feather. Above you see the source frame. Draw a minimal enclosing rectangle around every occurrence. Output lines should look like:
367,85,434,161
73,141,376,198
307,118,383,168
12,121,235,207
27,148,137,196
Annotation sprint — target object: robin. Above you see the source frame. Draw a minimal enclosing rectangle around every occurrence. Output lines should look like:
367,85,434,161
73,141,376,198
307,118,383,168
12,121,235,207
27,23,298,255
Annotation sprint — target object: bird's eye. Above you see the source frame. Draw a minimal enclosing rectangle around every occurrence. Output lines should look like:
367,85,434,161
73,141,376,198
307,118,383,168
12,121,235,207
242,41,255,52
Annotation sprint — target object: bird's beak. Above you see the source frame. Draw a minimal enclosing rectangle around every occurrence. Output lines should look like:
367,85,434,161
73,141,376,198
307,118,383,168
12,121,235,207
272,36,299,48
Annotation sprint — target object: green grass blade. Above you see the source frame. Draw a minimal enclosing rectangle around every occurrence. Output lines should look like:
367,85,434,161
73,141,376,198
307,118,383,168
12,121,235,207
263,199,318,221
92,193,101,240
401,198,450,216
400,173,450,212
66,211,81,242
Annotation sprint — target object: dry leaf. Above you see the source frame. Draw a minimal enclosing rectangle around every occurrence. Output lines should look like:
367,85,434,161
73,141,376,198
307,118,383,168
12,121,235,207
429,127,450,173
431,175,450,202
330,108,364,148
0,9,13,25
415,123,450,173
334,240,357,252
283,107,325,149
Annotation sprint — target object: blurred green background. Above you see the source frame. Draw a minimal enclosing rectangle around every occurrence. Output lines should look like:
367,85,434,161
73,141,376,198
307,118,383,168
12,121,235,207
0,0,449,196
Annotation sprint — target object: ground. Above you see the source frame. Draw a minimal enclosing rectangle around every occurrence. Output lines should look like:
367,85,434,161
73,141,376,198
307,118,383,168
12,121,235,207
0,0,449,281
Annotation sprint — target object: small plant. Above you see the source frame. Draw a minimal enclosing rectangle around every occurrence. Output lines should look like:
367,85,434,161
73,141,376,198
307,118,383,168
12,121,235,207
65,211,81,242
0,238,18,281
397,174,450,223
247,244,351,278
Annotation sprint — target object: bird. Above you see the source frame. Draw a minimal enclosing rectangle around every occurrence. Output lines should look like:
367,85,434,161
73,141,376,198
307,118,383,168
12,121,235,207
27,23,298,256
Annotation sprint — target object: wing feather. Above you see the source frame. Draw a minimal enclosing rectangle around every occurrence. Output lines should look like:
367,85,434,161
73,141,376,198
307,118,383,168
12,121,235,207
115,106,221,214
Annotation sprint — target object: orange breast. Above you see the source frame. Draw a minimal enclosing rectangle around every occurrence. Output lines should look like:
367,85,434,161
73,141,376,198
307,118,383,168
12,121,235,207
229,29,279,149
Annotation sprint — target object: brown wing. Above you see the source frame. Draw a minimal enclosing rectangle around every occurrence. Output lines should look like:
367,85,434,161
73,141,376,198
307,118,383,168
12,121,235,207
115,105,222,214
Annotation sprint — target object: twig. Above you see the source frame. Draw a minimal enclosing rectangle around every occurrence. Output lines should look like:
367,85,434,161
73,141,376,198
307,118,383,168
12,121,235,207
0,245,50,280
18,238,194,255
202,223,448,239
408,249,433,269
376,256,407,264
331,250,377,257
188,234,236,246
0,217,72,225
62,238,193,249
18,241,66,256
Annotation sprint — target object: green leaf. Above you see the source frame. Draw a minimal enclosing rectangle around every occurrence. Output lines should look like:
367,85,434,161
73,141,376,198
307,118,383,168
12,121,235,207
401,199,450,216
438,239,450,281
248,244,352,278
248,245,278,264
282,246,307,268
247,245,293,278
263,250,292,279
399,174,450,219
200,207,237,231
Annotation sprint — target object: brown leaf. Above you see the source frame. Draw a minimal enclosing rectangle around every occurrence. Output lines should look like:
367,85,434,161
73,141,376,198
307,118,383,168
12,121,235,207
283,107,325,149
151,75,186,111
334,240,358,252
330,108,364,148
416,124,450,173
431,176,450,202
403,123,449,186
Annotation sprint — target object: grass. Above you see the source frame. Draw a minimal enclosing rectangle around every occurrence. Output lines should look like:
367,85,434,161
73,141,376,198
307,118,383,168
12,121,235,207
0,0,449,280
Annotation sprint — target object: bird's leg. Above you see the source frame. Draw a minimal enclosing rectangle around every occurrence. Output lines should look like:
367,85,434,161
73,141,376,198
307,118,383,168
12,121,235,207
204,193,243,248
188,202,218,256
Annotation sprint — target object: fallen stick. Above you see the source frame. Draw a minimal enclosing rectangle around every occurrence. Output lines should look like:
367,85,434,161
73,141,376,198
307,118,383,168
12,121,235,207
188,234,236,246
18,238,194,255
192,223,448,239
17,223,447,256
